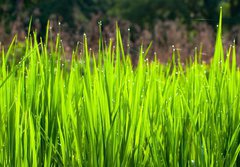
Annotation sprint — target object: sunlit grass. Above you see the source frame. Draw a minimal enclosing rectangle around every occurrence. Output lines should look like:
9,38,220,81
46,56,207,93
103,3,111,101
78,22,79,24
0,8,240,166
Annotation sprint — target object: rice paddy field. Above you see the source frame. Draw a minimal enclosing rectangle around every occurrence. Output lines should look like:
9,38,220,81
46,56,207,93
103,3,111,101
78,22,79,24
0,9,240,166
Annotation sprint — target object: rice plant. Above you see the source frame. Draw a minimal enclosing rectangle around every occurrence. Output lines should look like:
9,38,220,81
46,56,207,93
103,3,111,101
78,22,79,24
0,8,240,166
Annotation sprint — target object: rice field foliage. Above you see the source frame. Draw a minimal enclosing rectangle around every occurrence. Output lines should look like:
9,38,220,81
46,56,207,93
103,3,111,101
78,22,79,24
0,9,240,166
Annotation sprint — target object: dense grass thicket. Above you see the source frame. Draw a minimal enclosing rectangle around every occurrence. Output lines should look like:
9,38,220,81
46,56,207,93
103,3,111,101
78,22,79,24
1,9,240,166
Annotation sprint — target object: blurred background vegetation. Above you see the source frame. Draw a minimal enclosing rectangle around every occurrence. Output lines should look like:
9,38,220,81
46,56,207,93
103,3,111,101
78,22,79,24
0,0,240,61
1,0,240,27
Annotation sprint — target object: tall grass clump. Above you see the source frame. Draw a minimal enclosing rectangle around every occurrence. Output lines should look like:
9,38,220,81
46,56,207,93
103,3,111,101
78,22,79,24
0,8,240,166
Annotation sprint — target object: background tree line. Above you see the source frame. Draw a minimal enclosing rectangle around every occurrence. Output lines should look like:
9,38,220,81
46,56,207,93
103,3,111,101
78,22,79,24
1,0,240,29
